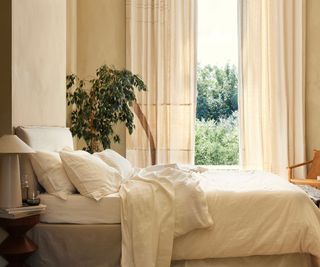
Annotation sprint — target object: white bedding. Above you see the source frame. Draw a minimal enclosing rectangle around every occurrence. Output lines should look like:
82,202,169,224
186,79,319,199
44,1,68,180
120,165,213,267
15,127,320,267
120,167,320,267
39,193,120,224
172,170,320,264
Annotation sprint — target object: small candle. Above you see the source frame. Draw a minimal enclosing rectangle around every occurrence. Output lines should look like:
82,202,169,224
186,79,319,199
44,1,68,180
317,176,320,181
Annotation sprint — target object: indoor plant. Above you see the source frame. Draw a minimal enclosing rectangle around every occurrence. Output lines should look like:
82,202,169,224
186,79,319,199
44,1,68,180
66,64,146,153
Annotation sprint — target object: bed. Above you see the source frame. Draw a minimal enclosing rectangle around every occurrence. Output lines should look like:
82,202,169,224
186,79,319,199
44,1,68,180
11,126,320,267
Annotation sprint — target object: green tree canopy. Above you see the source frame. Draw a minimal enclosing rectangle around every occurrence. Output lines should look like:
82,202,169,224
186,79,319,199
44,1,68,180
196,64,238,121
195,63,239,165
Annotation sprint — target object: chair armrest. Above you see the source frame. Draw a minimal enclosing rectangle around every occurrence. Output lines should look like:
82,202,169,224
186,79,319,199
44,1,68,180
287,160,313,180
289,178,320,188
288,160,313,169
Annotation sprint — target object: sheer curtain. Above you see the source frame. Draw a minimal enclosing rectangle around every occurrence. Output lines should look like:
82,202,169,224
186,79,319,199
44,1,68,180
126,0,197,167
239,0,306,177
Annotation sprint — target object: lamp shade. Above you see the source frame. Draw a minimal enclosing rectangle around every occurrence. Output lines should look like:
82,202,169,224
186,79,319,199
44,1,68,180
0,135,34,208
0,135,35,154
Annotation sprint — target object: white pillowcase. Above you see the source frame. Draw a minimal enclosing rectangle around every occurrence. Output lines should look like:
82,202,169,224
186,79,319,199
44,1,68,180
60,150,122,200
94,149,134,180
30,151,76,200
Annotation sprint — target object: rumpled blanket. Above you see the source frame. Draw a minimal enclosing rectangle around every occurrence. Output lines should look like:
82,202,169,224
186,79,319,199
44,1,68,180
119,165,213,267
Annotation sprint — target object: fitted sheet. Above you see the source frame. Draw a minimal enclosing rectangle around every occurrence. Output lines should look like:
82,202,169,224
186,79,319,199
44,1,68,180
39,193,121,224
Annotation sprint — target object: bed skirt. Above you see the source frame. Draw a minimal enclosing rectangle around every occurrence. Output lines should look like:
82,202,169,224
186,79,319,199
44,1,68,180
172,254,313,267
22,223,315,267
27,223,121,267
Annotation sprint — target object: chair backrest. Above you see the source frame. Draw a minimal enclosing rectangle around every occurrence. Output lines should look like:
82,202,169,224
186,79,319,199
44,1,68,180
307,150,320,179
15,126,74,194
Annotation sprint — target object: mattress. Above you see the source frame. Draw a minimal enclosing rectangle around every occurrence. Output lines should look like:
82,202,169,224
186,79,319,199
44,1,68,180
39,193,121,224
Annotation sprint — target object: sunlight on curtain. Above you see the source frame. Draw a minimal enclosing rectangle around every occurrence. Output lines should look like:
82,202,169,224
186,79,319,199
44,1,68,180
126,0,197,167
239,0,306,177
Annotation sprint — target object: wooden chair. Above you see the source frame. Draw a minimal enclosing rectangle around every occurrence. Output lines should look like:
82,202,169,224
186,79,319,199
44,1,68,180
288,151,320,188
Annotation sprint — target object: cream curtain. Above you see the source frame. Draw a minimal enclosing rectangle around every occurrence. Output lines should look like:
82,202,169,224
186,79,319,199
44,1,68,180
126,0,196,167
239,0,306,177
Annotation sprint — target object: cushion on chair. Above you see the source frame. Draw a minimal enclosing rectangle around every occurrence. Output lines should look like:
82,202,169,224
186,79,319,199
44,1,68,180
307,150,320,179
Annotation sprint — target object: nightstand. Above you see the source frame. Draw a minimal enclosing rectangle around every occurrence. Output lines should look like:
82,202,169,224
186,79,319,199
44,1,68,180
0,214,40,267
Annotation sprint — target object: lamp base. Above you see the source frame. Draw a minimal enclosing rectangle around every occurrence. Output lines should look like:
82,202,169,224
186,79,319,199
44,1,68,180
0,155,23,208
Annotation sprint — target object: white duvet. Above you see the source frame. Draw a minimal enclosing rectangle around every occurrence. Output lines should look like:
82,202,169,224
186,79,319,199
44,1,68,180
120,165,213,267
120,167,320,267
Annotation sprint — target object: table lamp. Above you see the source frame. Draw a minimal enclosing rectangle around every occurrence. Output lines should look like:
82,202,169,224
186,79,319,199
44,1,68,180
0,135,35,208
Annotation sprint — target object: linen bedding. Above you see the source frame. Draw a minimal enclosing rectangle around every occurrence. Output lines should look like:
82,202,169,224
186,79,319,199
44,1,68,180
39,193,121,224
14,126,320,267
120,165,213,267
120,166,320,267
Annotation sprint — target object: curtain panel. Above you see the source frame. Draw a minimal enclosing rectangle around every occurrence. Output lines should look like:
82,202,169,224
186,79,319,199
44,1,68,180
126,0,197,167
239,0,306,177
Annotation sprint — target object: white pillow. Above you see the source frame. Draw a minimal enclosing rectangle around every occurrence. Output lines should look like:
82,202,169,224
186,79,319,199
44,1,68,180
30,151,76,200
94,149,134,180
60,150,122,200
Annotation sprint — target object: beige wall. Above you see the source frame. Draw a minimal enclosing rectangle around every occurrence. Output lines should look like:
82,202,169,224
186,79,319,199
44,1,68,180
12,0,66,128
71,0,126,155
67,0,77,75
0,0,66,136
77,0,126,75
306,0,320,159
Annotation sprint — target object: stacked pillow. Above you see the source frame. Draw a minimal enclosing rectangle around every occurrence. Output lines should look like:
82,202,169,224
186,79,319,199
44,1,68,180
59,150,122,201
94,149,134,181
30,150,76,200
31,148,134,201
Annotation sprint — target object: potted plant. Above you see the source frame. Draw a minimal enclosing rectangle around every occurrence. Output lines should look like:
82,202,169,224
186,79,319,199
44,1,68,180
66,64,146,153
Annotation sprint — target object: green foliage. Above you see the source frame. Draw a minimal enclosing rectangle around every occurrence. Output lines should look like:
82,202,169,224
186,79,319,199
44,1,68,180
196,64,238,121
195,112,239,165
195,63,239,165
66,65,146,153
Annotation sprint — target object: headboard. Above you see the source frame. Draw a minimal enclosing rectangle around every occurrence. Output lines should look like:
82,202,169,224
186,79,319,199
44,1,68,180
15,126,74,193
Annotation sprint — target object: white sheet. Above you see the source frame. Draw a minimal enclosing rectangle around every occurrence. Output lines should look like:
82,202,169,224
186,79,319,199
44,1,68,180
120,166,213,267
39,193,120,224
172,170,320,265
120,167,320,266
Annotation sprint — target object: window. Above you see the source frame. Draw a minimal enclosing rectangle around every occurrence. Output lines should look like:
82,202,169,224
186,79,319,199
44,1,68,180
195,0,239,166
